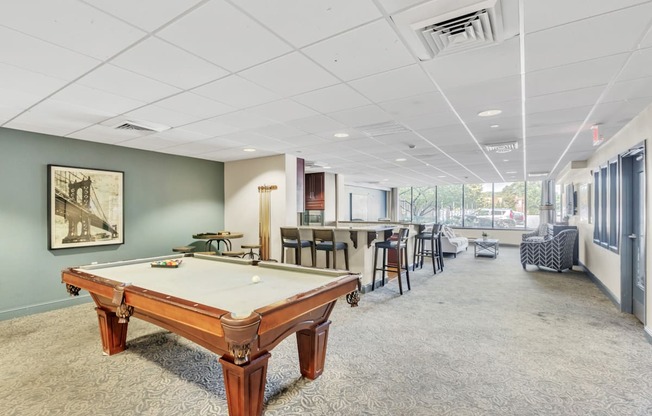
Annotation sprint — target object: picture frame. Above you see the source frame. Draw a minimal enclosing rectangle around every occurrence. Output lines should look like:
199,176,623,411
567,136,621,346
48,164,124,249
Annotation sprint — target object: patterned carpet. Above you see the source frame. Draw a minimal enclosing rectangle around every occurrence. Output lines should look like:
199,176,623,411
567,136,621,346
1,246,651,415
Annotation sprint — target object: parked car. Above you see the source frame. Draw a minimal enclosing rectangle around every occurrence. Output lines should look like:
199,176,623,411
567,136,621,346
473,208,517,228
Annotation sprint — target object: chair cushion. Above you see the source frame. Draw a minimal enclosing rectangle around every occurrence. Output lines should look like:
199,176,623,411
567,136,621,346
315,241,347,250
283,239,312,248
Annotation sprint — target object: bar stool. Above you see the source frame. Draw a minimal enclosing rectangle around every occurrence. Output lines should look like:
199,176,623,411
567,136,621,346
372,227,410,294
280,227,315,266
312,229,349,270
241,244,261,260
412,224,444,274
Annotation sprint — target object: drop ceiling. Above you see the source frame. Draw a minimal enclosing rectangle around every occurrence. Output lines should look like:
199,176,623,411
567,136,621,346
2,0,652,187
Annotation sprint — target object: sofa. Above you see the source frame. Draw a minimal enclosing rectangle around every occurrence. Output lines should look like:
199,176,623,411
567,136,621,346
441,225,468,257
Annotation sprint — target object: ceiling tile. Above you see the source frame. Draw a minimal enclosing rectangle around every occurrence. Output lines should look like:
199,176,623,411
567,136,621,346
68,124,147,143
192,75,280,109
77,64,181,102
424,36,521,89
123,104,204,127
617,47,652,82
524,0,649,33
0,0,145,60
525,3,652,71
155,93,235,119
527,86,604,115
376,0,423,14
0,26,100,81
111,37,229,89
182,119,241,137
239,52,339,96
288,115,346,134
238,0,381,48
350,65,437,102
212,110,275,130
293,83,371,113
49,84,145,115
157,0,292,72
248,99,318,123
328,105,392,128
250,123,306,139
303,20,414,81
602,78,652,104
378,92,449,120
526,54,627,98
85,0,205,32
5,100,112,137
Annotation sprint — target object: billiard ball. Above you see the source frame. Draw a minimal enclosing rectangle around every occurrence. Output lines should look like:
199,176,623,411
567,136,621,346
252,275,261,283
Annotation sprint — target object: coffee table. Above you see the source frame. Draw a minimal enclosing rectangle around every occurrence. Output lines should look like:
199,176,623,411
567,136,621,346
473,238,499,258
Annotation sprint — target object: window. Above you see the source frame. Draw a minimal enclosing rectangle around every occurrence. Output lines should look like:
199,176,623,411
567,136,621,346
593,160,619,251
526,181,542,228
437,185,463,226
493,182,526,229
398,187,412,222
463,183,491,228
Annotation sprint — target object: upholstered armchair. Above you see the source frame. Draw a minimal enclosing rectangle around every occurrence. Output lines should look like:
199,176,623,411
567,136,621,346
522,223,550,241
520,229,578,272
441,225,468,257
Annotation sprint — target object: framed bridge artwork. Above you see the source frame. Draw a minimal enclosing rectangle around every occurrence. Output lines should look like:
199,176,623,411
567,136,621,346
48,165,124,250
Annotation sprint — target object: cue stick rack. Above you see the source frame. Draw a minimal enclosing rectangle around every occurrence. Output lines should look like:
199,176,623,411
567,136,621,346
257,184,277,261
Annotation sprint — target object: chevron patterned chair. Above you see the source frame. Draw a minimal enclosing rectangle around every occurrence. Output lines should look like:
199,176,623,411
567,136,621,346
520,228,578,272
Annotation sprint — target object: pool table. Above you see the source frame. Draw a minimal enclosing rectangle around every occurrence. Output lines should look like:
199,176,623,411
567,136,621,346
62,254,360,416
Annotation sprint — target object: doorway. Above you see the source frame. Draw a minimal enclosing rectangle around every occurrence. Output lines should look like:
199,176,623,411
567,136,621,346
621,144,646,324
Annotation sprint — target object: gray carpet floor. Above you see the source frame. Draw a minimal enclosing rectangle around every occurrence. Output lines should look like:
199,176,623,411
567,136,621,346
1,246,651,415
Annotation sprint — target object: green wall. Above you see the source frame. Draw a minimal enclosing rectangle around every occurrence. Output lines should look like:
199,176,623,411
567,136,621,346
0,128,225,319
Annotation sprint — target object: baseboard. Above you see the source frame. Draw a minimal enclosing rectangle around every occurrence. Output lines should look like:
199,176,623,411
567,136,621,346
0,295,92,321
645,326,652,344
579,261,620,309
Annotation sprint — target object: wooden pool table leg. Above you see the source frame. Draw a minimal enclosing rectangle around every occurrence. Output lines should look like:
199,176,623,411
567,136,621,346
296,320,331,380
95,307,128,355
220,352,270,416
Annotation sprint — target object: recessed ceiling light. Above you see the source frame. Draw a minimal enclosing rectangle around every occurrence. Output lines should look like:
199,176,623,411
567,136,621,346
490,124,500,128
382,179,389,182
528,171,549,177
478,109,502,117
395,158,407,162
438,175,447,178
503,159,509,162
323,166,331,169
334,133,349,138
243,148,256,152
506,171,517,174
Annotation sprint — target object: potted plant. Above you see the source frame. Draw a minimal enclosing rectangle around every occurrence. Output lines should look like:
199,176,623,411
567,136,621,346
481,231,488,240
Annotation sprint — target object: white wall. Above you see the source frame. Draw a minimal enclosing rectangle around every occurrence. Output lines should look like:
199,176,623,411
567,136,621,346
557,102,652,333
224,154,298,261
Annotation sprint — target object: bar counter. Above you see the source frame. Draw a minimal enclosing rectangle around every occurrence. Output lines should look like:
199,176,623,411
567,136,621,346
290,223,428,291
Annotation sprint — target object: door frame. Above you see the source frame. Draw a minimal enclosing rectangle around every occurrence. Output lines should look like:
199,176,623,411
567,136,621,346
619,141,646,323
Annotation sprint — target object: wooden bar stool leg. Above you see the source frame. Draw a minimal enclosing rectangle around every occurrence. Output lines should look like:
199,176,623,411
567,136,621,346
371,246,379,291
404,246,411,291
344,247,349,271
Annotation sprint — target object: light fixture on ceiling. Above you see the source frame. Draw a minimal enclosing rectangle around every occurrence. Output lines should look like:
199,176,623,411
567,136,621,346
490,124,500,128
484,141,518,153
243,148,256,152
478,109,502,117
334,133,349,138
438,175,447,178
502,159,509,162
528,171,549,178
395,158,407,162
323,166,331,169
506,171,517,174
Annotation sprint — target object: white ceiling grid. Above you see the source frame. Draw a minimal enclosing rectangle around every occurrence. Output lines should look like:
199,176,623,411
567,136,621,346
1,0,652,187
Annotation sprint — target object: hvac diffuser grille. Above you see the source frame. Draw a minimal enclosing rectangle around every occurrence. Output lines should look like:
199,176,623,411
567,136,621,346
115,122,156,132
419,9,494,58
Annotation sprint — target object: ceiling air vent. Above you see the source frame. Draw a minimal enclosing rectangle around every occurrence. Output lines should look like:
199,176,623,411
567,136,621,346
356,121,410,137
114,120,170,133
392,0,519,60
484,141,518,153
419,9,494,57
